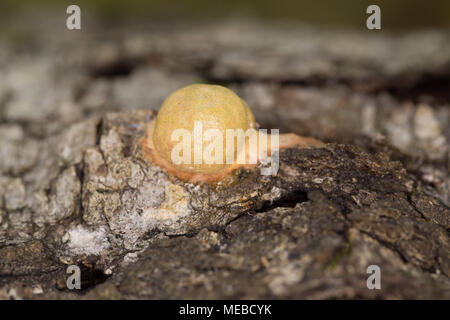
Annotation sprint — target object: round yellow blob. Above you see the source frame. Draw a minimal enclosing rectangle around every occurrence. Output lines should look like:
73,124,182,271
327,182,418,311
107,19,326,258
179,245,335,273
152,84,256,174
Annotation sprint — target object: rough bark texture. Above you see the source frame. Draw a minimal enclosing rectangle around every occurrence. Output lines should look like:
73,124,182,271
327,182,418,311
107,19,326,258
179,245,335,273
0,17,449,299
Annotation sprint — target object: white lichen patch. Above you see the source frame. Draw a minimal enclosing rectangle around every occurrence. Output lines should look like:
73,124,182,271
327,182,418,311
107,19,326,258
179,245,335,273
63,225,110,256
47,167,80,223
142,183,192,232
384,102,414,151
2,178,26,211
268,261,305,296
383,102,448,162
58,118,97,165
100,180,192,250
261,186,282,204
414,104,448,161
100,129,124,160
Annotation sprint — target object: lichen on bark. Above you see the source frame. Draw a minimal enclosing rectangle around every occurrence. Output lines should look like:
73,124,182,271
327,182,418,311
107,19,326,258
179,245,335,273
0,16,449,299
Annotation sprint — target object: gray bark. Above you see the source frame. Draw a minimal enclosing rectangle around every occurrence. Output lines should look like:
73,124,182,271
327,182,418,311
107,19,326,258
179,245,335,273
0,18,449,299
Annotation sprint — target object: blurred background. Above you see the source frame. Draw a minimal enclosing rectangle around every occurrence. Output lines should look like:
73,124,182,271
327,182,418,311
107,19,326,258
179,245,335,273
0,0,450,29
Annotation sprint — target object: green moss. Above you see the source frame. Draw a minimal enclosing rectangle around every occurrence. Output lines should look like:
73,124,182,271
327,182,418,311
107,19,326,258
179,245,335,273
328,241,352,270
